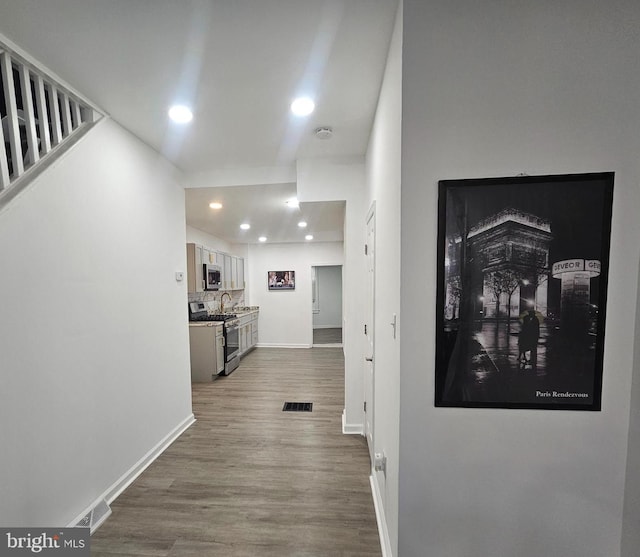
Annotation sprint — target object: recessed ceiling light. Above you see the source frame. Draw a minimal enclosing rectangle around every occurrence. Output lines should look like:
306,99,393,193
258,236,267,242
168,105,193,123
290,97,315,117
305,234,314,241
240,223,250,230
298,221,307,228
286,198,300,208
209,202,223,209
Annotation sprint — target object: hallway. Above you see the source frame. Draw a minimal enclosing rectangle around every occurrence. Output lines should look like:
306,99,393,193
313,327,343,345
91,348,380,556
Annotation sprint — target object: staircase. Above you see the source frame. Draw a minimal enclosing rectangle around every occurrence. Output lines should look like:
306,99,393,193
0,38,102,210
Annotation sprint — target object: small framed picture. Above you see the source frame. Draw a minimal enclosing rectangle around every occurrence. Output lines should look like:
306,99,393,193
268,270,295,290
435,172,614,410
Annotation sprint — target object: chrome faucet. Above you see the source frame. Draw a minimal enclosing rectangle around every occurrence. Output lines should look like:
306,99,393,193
220,292,232,313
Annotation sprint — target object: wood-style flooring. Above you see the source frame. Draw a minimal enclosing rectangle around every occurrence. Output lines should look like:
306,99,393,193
91,348,381,556
313,328,343,345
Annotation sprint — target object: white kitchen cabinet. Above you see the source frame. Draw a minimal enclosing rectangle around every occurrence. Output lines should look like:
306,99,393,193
221,254,245,290
237,257,244,289
239,324,246,355
202,247,211,267
216,326,225,374
250,313,259,348
244,323,251,352
238,311,258,356
202,247,222,266
189,322,224,381
223,254,232,290
188,243,245,292
231,257,238,289
238,312,251,355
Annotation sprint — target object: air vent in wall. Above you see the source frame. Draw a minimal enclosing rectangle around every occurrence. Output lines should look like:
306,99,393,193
283,402,313,412
74,498,111,534
76,513,91,528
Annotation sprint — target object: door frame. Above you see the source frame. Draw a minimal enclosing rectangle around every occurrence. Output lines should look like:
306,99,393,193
311,264,344,347
364,202,376,465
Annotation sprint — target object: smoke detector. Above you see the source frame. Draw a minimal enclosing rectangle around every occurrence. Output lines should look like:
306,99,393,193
314,126,333,140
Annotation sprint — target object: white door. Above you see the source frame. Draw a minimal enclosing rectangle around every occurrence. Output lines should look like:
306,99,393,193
364,206,376,465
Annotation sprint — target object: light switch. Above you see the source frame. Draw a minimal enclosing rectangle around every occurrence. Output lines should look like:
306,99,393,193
175,271,184,282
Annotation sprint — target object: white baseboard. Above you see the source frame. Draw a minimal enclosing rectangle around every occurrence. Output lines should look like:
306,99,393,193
370,474,393,557
67,413,196,529
342,410,364,435
256,343,313,349
104,413,196,503
312,343,343,348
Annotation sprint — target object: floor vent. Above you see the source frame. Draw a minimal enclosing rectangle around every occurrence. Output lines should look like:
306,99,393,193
75,498,112,534
76,512,91,528
283,402,313,412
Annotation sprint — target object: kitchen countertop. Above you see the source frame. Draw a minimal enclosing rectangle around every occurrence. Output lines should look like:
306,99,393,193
229,307,259,316
188,308,258,325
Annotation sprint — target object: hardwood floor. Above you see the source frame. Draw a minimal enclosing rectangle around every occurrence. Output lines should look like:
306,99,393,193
91,348,381,556
313,328,343,345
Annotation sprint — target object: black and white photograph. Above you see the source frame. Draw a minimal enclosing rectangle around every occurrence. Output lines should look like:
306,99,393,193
268,270,296,290
435,173,614,410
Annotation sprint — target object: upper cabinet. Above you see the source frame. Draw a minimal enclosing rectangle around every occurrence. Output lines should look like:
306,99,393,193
186,243,205,292
187,243,245,293
202,247,220,266
223,253,232,290
237,258,245,290
222,253,244,290
231,257,238,289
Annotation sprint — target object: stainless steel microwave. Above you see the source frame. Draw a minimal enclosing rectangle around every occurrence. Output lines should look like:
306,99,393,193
203,264,222,290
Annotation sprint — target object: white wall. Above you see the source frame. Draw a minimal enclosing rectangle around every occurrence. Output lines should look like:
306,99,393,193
365,1,402,553
400,2,640,556
297,158,367,431
0,118,193,526
312,265,343,329
184,226,247,262
622,261,640,554
247,242,343,347
186,225,232,254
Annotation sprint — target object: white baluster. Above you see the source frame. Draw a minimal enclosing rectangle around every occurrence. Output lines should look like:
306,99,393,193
33,75,51,155
60,91,72,137
49,83,63,146
0,51,24,178
18,64,39,165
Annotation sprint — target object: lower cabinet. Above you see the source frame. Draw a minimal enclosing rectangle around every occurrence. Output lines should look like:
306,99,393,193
216,326,225,374
251,314,259,348
189,322,224,382
239,323,248,355
239,311,259,356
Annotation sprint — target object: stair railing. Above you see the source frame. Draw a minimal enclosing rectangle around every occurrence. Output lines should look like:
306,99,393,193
0,39,102,209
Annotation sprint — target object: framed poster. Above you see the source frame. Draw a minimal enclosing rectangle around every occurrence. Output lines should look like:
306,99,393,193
435,172,614,410
268,270,295,290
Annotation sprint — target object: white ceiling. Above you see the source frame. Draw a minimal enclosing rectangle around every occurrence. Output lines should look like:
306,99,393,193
185,184,345,244
0,0,398,244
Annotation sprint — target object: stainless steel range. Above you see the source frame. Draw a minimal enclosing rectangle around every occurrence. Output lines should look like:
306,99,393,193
188,302,240,375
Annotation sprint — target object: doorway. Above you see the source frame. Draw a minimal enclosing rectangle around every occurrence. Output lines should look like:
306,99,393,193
311,265,343,346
